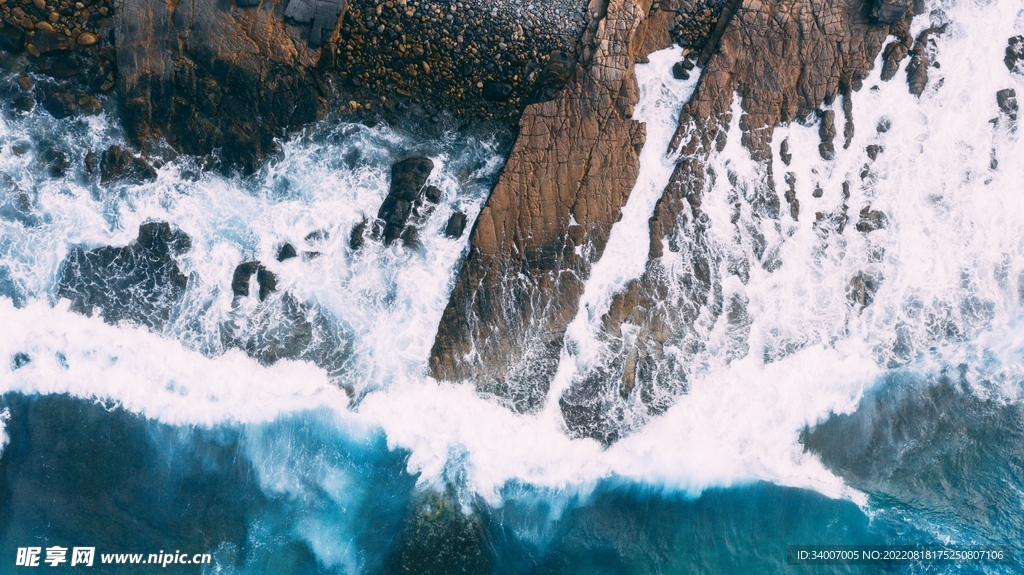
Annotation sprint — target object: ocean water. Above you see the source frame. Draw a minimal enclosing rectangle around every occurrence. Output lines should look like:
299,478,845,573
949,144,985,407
2,0,1024,571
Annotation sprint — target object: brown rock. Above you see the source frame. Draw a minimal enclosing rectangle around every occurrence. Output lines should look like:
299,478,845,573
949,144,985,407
430,0,681,412
76,31,96,45
113,0,328,173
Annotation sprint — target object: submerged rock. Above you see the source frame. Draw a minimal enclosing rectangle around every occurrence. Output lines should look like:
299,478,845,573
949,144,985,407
56,222,191,330
99,145,158,185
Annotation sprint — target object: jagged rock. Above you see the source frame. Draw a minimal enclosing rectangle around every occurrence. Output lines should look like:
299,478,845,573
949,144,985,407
848,272,879,308
42,92,77,119
430,0,683,411
423,185,443,204
376,157,433,245
349,219,368,250
0,19,26,53
231,261,277,301
276,243,298,261
400,226,420,248
12,94,34,113
443,212,467,239
856,205,887,232
870,0,911,24
906,44,929,96
231,262,261,298
866,144,882,160
1006,36,1024,73
77,95,102,115
881,39,910,81
784,172,799,221
56,222,191,330
779,138,791,165
40,145,69,178
389,157,434,200
114,0,328,173
996,88,1018,121
818,109,837,160
99,145,158,185
907,25,946,97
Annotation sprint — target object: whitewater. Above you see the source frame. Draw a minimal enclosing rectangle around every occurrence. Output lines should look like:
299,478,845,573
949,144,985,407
2,0,1024,570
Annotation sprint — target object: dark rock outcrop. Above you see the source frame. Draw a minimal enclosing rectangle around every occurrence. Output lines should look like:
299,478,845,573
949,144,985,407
997,88,1018,122
113,0,327,173
1006,36,1023,73
376,157,434,245
0,19,26,53
443,212,467,239
56,222,191,330
99,145,157,185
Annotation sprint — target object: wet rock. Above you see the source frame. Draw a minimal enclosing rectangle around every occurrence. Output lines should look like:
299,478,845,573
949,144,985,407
856,205,887,232
871,0,911,24
42,92,77,119
376,157,433,245
443,211,467,239
256,266,277,301
11,352,31,369
40,146,69,178
56,222,191,330
32,29,62,54
276,243,298,261
99,145,158,185
77,95,102,115
12,94,34,113
114,0,327,173
389,157,434,201
349,218,368,250
906,44,929,96
866,144,883,160
847,272,879,309
423,185,443,204
671,61,690,80
1005,36,1023,73
779,139,791,165
400,226,419,249
818,109,836,160
84,151,99,174
303,229,329,243
482,81,513,102
0,19,26,53
881,40,910,81
231,262,260,298
996,88,1018,121
231,261,277,301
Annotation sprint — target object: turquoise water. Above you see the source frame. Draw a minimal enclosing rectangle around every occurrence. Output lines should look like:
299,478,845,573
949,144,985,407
1,386,1019,574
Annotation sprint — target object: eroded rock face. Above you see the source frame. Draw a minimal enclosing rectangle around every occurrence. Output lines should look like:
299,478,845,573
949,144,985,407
114,0,328,173
432,0,912,439
56,222,191,330
430,0,684,412
570,0,913,442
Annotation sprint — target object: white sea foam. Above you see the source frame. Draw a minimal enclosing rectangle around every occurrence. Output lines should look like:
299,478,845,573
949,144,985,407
1,0,1023,510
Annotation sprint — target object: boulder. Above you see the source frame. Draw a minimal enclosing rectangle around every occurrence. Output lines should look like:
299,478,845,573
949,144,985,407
443,211,467,239
482,82,513,102
996,88,1018,121
1006,36,1024,73
99,145,158,185
276,243,298,261
56,222,191,330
